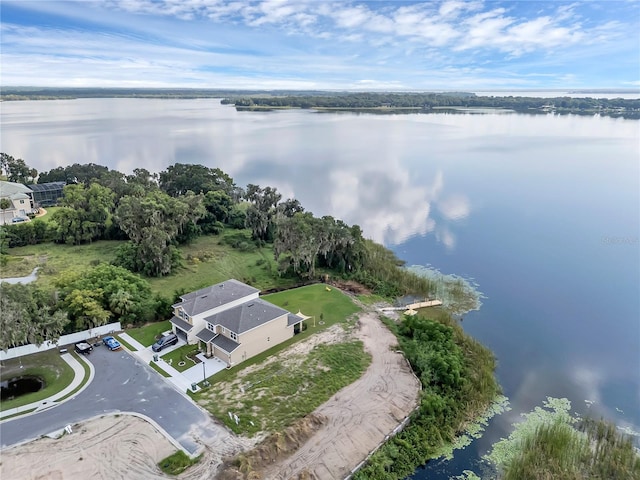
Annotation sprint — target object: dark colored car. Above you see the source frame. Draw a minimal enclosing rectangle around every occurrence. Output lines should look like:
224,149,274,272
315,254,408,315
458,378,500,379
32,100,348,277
11,217,28,223
102,336,122,351
152,333,179,352
74,342,93,355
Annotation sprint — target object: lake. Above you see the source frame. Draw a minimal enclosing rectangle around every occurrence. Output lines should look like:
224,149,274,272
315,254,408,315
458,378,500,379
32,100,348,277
2,98,638,477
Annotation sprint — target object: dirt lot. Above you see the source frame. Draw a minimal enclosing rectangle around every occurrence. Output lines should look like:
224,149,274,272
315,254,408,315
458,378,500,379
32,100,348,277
1,308,420,480
259,311,420,479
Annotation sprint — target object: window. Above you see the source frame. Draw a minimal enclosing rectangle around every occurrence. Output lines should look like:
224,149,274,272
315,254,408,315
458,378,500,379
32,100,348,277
207,322,215,332
20,200,24,204
267,337,270,342
230,331,238,341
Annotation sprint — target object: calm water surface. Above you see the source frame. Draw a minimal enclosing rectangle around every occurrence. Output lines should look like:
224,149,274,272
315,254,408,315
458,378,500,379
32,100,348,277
2,99,638,477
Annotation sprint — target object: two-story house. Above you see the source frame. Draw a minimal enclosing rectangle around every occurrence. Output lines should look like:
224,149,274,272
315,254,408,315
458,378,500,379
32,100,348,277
170,279,304,367
0,180,36,224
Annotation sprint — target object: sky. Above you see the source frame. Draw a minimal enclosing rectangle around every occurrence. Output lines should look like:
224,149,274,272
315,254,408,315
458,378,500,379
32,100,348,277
1,0,639,91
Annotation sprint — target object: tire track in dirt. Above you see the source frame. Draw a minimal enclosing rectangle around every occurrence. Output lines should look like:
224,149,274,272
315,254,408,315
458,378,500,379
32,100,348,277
261,311,421,480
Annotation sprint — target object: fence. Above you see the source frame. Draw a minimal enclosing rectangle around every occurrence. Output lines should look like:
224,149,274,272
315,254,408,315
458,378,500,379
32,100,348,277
0,322,122,361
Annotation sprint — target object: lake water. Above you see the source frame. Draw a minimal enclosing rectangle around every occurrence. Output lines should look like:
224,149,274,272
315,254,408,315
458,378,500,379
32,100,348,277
2,99,638,477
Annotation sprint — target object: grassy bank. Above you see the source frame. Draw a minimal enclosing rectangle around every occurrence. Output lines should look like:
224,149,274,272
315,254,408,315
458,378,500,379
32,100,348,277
0,349,75,411
353,311,500,479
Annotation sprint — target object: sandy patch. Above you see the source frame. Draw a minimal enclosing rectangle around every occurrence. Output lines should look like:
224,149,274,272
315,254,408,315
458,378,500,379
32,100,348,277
258,311,421,480
0,415,174,480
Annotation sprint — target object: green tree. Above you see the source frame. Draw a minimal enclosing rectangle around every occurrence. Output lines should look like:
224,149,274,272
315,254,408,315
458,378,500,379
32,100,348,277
159,163,236,197
115,190,205,276
0,198,11,210
50,183,115,244
0,283,68,351
244,184,281,241
65,288,111,331
55,263,158,325
0,153,38,184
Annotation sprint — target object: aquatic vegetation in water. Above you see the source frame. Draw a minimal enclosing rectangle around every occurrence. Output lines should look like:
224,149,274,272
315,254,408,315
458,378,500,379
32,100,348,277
407,265,485,315
436,395,511,461
484,396,574,467
452,471,481,480
484,397,640,480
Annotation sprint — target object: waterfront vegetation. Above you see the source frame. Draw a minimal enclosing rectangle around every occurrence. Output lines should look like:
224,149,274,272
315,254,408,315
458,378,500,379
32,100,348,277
353,311,500,480
485,397,640,480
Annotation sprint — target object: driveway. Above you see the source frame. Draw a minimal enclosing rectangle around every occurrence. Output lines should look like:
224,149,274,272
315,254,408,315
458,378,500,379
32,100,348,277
0,345,239,456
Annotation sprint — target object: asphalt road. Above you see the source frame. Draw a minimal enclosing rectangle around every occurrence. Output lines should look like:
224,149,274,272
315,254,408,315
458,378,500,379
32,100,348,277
0,345,229,454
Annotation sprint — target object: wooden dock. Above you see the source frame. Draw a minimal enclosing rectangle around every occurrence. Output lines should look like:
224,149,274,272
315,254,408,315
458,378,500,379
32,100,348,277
379,299,443,313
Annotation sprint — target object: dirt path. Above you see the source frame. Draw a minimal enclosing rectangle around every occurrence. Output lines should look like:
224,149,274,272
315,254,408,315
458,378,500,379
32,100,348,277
260,311,421,480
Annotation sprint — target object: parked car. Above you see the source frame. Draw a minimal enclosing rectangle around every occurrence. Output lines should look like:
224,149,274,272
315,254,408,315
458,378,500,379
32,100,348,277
152,333,179,352
74,342,93,355
11,216,28,223
102,336,122,351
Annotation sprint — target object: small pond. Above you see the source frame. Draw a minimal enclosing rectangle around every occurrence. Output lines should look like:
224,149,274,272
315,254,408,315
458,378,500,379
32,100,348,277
0,375,46,401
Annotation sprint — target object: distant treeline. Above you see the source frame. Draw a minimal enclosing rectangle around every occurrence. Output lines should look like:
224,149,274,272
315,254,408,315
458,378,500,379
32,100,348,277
222,92,640,118
0,87,341,101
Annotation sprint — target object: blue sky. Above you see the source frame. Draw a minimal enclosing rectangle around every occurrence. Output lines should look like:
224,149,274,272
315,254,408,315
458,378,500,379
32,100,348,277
1,0,639,90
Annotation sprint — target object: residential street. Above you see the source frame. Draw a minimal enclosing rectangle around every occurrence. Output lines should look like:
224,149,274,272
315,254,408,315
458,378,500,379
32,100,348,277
0,345,239,456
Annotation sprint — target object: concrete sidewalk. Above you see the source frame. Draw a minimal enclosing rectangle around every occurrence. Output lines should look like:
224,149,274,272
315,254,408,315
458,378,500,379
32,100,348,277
118,332,201,393
0,353,93,420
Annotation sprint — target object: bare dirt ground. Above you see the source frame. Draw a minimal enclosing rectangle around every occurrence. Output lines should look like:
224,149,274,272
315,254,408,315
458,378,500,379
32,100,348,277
0,415,174,480
1,307,420,480
258,310,421,480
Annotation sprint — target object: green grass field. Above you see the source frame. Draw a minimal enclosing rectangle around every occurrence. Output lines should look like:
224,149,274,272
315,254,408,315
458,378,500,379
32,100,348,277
2,240,123,286
148,233,295,295
264,283,361,327
0,349,75,411
126,320,171,347
199,341,370,436
2,231,295,296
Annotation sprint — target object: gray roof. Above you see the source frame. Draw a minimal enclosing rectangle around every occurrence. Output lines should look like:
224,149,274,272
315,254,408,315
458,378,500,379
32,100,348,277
0,181,32,198
211,334,240,354
195,328,216,343
170,316,193,332
205,298,288,334
174,279,259,316
287,313,304,326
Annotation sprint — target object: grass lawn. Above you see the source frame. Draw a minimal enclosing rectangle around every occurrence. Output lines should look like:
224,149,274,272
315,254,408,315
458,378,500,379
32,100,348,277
265,283,361,328
158,451,201,475
126,320,171,347
149,361,171,377
0,350,75,411
160,344,201,372
115,335,137,352
198,341,370,436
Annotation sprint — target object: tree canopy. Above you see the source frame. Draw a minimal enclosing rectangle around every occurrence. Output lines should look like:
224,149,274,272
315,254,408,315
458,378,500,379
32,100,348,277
0,283,68,351
0,153,37,184
114,190,205,276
